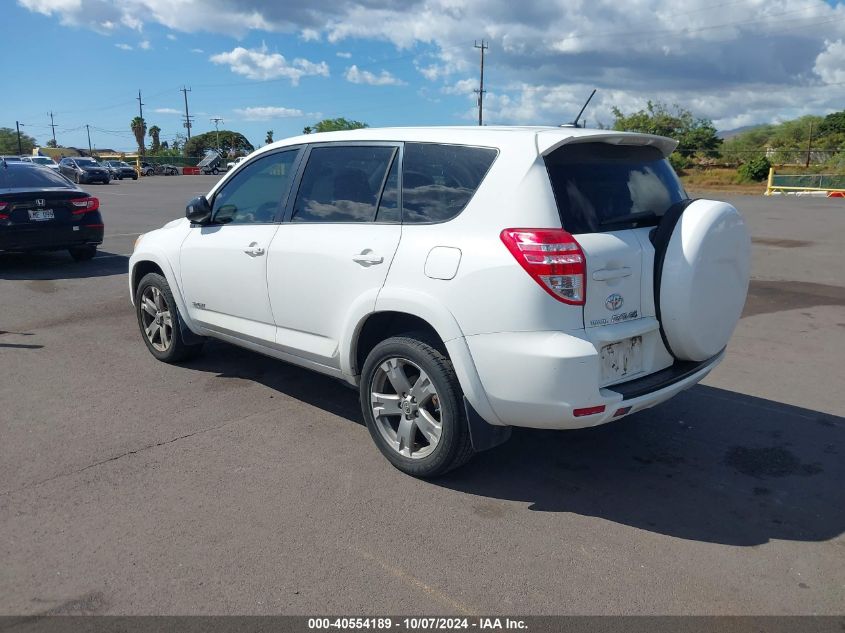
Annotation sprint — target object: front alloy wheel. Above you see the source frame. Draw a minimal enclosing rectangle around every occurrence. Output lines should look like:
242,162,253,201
135,272,204,363
140,285,173,352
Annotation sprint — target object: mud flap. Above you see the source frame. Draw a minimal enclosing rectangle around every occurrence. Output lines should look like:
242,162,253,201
464,397,511,452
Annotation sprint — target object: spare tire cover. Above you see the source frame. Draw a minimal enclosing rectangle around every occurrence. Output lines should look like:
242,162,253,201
656,199,751,361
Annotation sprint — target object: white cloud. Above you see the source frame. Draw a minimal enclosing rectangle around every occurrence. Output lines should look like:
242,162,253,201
166,33,176,40
115,43,132,50
139,39,151,50
154,107,181,114
344,65,405,86
17,0,845,127
210,44,329,84
336,51,352,59
233,106,306,121
301,28,319,41
190,48,204,53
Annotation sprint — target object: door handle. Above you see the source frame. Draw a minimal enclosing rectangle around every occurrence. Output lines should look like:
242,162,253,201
352,250,384,266
592,266,632,281
244,242,265,257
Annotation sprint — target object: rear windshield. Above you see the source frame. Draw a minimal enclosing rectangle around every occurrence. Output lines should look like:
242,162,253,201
0,165,73,189
545,143,687,234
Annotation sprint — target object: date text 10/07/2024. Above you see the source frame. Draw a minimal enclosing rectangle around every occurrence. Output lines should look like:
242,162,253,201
307,617,528,630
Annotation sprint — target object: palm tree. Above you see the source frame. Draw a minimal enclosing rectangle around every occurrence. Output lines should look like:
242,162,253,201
130,117,146,155
265,129,273,144
148,125,161,153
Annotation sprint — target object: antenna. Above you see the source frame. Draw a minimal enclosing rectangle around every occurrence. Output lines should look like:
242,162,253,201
570,89,596,128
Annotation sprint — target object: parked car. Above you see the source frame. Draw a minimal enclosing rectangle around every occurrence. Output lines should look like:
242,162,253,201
59,157,110,184
129,127,751,477
1,156,23,163
227,156,247,170
21,156,60,172
0,161,103,261
139,161,155,177
105,160,138,180
99,161,118,179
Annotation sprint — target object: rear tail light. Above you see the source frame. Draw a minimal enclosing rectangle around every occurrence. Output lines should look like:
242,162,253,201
500,228,586,304
70,197,100,214
0,201,8,220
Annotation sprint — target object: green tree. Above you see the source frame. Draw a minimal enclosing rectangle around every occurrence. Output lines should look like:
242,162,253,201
0,127,37,154
302,117,368,134
183,130,254,157
265,129,274,144
46,139,58,148
130,116,146,155
818,110,845,136
611,101,721,162
148,125,161,153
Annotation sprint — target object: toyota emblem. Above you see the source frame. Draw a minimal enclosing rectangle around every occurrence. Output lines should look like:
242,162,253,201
605,293,624,311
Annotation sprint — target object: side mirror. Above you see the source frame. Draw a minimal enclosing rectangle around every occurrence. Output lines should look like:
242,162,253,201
186,195,212,224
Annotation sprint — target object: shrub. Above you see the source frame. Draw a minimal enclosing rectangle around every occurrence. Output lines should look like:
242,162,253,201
668,151,691,172
737,156,771,182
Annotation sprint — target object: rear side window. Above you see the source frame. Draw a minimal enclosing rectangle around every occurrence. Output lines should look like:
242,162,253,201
545,143,687,234
292,145,397,223
402,143,497,223
0,165,73,189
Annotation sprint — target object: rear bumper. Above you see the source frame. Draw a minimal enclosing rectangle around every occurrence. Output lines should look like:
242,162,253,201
465,330,723,430
0,223,104,252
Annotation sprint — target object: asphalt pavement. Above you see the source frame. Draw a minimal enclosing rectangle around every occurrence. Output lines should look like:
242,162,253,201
1,176,843,615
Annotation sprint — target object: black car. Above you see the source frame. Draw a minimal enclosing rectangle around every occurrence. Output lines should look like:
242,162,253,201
58,156,110,184
106,160,138,180
0,161,104,261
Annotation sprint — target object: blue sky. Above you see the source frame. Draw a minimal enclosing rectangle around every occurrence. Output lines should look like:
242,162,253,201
4,0,845,152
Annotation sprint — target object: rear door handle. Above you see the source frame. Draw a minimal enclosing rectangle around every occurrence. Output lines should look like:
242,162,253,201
244,242,265,257
352,250,384,266
592,266,632,281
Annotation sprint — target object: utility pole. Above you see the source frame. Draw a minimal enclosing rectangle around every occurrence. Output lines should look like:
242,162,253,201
211,117,223,153
15,121,23,155
49,112,57,145
136,90,145,174
181,86,193,140
85,124,93,154
473,40,488,126
805,121,813,168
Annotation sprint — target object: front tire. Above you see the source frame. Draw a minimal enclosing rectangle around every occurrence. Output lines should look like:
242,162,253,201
360,334,473,477
135,272,205,363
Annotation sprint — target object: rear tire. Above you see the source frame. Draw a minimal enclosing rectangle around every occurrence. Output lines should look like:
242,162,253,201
135,272,205,363
360,333,473,478
68,245,96,261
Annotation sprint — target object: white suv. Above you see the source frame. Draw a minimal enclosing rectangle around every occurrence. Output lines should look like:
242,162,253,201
129,127,750,477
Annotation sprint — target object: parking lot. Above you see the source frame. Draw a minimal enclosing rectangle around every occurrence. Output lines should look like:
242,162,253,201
1,176,843,615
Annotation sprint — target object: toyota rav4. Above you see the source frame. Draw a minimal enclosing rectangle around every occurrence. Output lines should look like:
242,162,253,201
129,127,750,477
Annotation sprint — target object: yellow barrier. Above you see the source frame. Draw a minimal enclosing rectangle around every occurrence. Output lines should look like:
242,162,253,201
765,167,845,196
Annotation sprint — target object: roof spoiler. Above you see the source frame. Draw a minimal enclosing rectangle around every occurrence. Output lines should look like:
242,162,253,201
536,131,678,158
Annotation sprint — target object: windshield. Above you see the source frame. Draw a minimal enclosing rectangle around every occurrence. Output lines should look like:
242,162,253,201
32,157,54,164
76,158,98,167
545,143,688,234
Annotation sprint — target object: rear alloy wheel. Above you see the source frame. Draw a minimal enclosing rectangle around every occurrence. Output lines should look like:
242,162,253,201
361,335,473,477
68,245,96,261
136,272,204,363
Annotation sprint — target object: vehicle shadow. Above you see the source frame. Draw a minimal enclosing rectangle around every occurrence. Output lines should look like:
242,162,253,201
185,341,844,547
0,251,128,281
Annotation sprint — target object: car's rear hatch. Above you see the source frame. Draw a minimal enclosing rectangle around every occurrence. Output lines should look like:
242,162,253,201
540,134,686,386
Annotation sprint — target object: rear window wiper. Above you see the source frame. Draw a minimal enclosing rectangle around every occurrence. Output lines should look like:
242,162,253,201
599,210,660,227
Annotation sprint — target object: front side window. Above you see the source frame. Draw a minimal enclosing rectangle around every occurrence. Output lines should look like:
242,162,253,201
211,149,300,225
402,143,497,223
291,145,396,223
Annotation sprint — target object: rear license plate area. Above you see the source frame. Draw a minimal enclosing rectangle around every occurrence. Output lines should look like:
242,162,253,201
28,209,54,221
600,336,642,385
